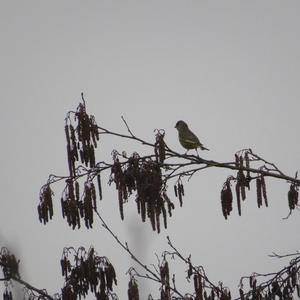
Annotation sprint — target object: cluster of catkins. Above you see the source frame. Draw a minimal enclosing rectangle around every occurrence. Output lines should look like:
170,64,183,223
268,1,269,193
160,259,171,300
0,248,19,300
37,184,54,224
65,102,99,177
221,151,268,219
110,152,174,233
240,268,300,300
61,178,102,229
0,248,20,280
60,247,116,300
288,183,299,210
186,262,231,300
127,277,139,300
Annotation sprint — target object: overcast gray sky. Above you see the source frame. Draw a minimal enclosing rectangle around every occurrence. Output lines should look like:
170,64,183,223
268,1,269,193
1,1,300,299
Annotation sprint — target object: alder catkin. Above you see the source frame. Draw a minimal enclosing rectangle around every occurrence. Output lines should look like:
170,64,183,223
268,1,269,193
91,182,96,209
235,154,239,167
178,183,183,207
245,152,250,168
296,284,300,297
260,175,268,207
159,138,166,163
221,181,233,219
239,155,244,168
256,178,262,208
174,185,178,197
236,183,241,216
156,210,160,234
128,278,139,300
162,205,167,229
241,183,246,201
89,144,95,168
75,181,80,201
97,173,102,200
118,189,124,220
180,183,185,196
65,125,73,177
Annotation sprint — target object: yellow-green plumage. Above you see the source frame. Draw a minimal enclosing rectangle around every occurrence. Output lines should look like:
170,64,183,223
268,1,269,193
175,120,209,151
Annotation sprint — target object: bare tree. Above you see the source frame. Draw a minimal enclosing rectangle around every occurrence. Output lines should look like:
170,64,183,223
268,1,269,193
1,95,299,300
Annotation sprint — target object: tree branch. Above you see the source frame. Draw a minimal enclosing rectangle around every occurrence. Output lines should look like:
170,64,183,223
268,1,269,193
94,210,186,298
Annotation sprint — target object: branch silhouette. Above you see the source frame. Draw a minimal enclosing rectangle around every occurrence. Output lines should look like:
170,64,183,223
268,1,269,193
3,97,300,299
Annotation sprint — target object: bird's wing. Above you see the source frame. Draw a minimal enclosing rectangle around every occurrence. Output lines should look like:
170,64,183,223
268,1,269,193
187,132,201,146
180,131,201,148
181,137,199,146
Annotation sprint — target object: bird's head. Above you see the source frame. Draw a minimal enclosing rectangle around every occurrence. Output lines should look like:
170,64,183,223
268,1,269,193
175,120,188,131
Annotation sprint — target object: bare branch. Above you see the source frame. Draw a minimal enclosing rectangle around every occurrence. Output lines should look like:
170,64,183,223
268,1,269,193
94,210,186,299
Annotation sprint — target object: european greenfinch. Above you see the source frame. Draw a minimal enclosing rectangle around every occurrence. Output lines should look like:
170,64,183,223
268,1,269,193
175,120,209,153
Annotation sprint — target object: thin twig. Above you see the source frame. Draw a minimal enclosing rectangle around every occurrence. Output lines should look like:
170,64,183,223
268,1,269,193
269,251,300,258
121,116,135,137
166,236,222,294
3,275,54,300
94,210,185,299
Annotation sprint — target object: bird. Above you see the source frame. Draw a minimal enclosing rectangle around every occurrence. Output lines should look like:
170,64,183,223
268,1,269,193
175,120,209,154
